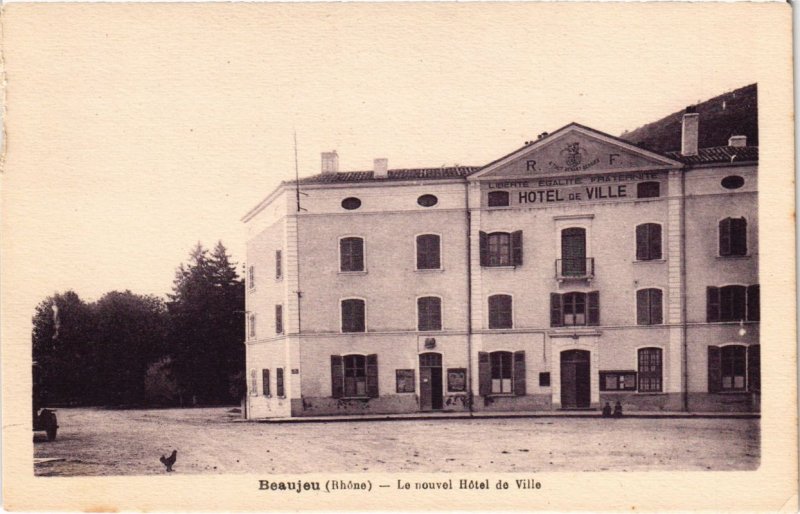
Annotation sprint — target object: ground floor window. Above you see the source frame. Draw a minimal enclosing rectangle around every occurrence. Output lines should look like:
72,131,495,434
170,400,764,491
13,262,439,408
276,367,284,397
637,347,663,392
249,369,257,395
331,354,379,398
491,351,512,393
478,351,525,396
262,369,270,396
708,344,760,393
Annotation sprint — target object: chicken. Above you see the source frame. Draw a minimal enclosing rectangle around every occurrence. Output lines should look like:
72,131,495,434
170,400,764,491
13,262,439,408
159,450,177,472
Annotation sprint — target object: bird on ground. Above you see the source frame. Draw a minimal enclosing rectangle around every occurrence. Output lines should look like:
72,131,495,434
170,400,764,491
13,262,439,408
160,450,177,472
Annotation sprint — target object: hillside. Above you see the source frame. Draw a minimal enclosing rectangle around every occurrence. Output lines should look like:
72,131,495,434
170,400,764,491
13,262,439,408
621,84,757,153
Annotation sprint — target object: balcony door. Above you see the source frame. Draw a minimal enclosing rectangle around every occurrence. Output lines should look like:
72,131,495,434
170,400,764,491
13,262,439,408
561,228,587,276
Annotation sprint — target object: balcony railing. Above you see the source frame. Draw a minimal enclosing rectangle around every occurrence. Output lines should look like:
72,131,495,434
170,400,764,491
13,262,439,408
555,258,595,280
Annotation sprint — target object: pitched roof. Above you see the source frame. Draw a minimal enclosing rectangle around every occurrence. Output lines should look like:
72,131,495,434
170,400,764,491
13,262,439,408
665,145,758,165
290,166,480,185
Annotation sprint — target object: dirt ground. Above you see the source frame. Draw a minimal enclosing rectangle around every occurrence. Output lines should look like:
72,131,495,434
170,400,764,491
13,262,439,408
33,407,759,476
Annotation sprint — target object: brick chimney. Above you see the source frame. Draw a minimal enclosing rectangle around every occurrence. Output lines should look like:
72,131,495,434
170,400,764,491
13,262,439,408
681,106,699,157
373,158,388,179
728,135,747,147
321,151,339,174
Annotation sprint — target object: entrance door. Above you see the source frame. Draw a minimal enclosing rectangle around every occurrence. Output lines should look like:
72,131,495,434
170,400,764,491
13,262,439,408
560,350,590,408
561,228,587,276
419,353,443,411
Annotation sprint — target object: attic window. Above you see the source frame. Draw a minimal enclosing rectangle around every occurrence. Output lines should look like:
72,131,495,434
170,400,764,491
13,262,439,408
417,194,438,207
721,175,745,190
637,182,660,199
341,197,362,210
488,191,510,207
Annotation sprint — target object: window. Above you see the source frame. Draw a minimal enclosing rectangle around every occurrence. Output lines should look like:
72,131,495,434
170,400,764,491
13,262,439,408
488,294,513,329
599,371,637,391
275,304,283,334
635,223,662,261
339,237,365,272
262,369,271,396
275,250,282,279
550,291,600,327
416,234,441,270
560,227,587,276
447,368,467,392
719,217,747,256
721,175,745,190
637,181,660,198
708,345,760,393
248,313,256,339
276,367,284,397
417,194,438,207
636,289,663,325
331,354,379,398
477,351,525,396
707,285,759,322
539,372,551,387
249,369,257,395
417,296,442,331
341,298,366,333
248,265,255,289
638,348,663,392
341,197,361,210
396,369,415,393
479,231,523,267
488,190,510,207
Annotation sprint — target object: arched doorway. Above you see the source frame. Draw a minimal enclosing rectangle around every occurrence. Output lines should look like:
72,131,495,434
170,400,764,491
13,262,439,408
419,352,443,411
560,350,590,408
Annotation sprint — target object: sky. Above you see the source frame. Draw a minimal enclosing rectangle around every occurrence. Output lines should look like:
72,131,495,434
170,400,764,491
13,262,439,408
2,3,771,317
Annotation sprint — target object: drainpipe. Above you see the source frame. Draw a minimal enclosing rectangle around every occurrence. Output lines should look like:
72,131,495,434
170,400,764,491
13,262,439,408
465,183,474,416
681,169,689,412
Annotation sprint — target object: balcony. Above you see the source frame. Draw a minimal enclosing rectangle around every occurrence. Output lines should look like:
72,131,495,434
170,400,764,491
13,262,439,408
555,258,595,282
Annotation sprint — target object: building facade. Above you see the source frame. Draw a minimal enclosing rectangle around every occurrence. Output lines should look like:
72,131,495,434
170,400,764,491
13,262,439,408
241,112,759,418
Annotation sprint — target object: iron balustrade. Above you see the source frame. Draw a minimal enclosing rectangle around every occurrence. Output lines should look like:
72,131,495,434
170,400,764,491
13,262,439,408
555,258,595,279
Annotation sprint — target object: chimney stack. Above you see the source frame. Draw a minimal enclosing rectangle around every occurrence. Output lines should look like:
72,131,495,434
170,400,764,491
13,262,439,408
728,135,747,147
321,151,339,174
373,158,388,179
681,106,699,156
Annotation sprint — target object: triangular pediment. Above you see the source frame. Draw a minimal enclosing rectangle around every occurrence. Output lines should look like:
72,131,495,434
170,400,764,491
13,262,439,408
470,123,682,180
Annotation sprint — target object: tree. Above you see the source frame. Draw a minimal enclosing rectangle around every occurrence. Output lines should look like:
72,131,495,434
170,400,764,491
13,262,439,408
167,242,245,405
32,291,95,405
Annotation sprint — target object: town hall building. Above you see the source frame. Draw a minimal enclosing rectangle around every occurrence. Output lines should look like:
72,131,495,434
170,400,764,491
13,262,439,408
241,106,759,418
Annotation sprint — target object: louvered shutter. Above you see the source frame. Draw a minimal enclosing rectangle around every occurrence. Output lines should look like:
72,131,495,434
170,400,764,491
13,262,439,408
513,351,526,396
731,286,747,321
719,218,732,256
747,285,760,321
511,230,523,266
276,368,285,397
651,289,663,324
747,345,760,392
587,291,600,326
707,346,721,393
331,355,344,398
366,354,379,398
636,289,648,325
707,287,720,322
651,224,662,259
731,218,747,256
636,224,649,260
262,369,270,396
478,352,491,396
479,231,489,266
550,293,562,327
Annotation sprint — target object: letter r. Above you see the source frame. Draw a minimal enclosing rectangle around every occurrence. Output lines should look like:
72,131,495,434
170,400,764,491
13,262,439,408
526,160,537,171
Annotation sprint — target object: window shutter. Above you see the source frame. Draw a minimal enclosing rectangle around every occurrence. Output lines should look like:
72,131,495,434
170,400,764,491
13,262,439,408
747,284,760,321
478,352,491,396
262,369,270,396
731,286,747,321
707,346,721,393
511,230,523,266
550,293,563,327
588,291,600,326
354,239,364,270
651,290,663,324
731,218,747,255
747,344,760,392
636,289,648,325
366,354,379,398
276,368,284,397
706,287,720,322
479,231,489,266
513,351,526,396
719,218,732,256
331,355,344,398
635,224,648,260
651,224,662,259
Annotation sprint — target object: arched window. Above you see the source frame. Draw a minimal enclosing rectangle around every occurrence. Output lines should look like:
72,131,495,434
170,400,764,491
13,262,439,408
417,296,442,331
488,294,513,329
416,234,441,270
488,190,510,207
635,223,662,261
479,231,523,267
638,348,663,392
708,344,759,393
719,217,747,256
341,298,366,332
339,236,365,272
550,291,600,327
